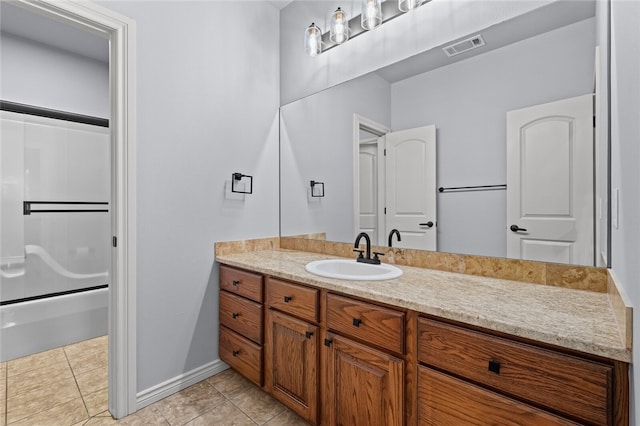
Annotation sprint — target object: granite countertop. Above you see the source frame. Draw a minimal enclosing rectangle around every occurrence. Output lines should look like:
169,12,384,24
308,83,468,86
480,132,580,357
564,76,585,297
216,249,630,362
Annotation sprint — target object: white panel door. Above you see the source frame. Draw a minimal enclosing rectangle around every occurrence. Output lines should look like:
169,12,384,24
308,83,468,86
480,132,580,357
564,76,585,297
385,125,437,250
359,142,378,243
506,94,594,265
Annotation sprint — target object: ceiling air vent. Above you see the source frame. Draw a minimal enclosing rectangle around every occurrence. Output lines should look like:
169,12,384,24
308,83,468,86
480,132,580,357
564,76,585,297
442,34,486,57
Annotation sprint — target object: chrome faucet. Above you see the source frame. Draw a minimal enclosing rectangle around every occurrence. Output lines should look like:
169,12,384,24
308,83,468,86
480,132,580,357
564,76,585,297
354,232,383,264
388,229,401,247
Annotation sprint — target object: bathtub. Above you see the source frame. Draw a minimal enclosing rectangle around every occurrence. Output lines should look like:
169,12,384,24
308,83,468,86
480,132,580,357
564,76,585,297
0,287,108,361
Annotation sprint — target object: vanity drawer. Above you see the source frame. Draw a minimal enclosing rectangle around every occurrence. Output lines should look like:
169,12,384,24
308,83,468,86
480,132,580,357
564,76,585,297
418,317,612,425
327,293,405,354
220,265,263,303
219,325,262,387
219,291,263,344
418,366,578,425
266,277,318,323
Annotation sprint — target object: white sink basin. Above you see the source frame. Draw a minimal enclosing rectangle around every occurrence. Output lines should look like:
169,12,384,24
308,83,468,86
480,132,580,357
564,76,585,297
305,259,403,281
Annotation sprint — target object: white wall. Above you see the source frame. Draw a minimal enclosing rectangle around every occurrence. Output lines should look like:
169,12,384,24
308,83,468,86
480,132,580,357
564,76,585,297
609,1,640,424
280,72,390,240
93,0,281,394
280,0,558,104
391,18,595,257
0,32,109,118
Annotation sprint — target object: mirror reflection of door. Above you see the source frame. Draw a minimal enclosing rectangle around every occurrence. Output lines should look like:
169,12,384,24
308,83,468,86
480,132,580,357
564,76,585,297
356,117,437,250
506,94,594,266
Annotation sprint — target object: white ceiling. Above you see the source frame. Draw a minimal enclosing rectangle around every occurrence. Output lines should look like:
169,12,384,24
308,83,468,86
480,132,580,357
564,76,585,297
0,1,109,63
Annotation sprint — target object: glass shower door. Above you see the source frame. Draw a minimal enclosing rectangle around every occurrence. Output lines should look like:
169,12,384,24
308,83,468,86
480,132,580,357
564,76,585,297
1,112,110,304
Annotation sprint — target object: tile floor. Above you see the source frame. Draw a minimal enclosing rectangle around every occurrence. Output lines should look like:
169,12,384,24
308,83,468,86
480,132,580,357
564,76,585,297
1,337,307,425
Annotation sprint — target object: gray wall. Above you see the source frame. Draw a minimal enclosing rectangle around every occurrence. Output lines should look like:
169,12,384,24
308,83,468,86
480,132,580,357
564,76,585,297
280,72,391,240
391,18,595,257
95,0,281,393
609,1,640,423
0,32,109,118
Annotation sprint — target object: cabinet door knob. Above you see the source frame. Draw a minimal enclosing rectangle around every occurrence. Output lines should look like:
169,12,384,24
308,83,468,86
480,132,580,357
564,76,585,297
324,338,333,347
232,312,240,319
305,331,314,339
352,318,362,327
232,280,240,286
488,360,501,374
284,296,292,303
232,350,240,357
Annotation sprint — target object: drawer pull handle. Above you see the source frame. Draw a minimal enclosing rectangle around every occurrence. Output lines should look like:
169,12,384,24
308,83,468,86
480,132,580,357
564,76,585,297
488,360,501,374
232,312,240,319
284,296,292,303
352,318,362,327
232,350,240,357
305,331,314,339
324,338,333,347
232,280,240,286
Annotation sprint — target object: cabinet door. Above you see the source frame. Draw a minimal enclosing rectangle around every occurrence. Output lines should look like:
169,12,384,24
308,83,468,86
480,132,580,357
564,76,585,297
326,333,404,426
265,309,318,424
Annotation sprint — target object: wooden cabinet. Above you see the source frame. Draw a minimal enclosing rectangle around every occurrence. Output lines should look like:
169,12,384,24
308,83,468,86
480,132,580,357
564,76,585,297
325,332,404,426
218,265,264,386
218,264,628,426
417,366,578,425
326,293,405,354
265,309,318,423
418,317,618,425
264,277,320,424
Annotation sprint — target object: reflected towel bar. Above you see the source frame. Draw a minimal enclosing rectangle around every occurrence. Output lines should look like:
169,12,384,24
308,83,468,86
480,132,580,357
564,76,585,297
438,184,506,193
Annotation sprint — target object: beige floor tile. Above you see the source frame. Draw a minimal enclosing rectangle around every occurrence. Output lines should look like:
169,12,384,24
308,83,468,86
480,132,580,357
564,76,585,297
82,413,119,425
7,360,73,398
8,397,88,426
83,387,108,417
7,347,67,377
154,381,226,426
67,350,108,377
6,375,81,424
184,399,256,426
117,405,169,425
207,369,254,399
262,410,308,426
76,365,108,397
64,335,107,359
229,385,286,425
0,362,6,380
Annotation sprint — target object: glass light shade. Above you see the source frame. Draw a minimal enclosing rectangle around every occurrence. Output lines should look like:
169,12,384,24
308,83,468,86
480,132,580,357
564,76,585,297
398,0,424,12
304,23,323,57
361,0,382,30
330,7,350,44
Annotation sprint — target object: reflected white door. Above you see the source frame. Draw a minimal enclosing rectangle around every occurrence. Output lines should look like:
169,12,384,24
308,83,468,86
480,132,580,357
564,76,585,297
385,125,437,250
506,94,594,266
359,142,379,243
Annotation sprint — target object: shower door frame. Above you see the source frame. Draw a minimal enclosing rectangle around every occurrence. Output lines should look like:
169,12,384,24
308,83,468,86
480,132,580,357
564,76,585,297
12,0,138,419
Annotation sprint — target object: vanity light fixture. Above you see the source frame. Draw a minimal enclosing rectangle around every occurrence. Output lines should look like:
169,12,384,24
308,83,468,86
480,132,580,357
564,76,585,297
398,0,424,12
305,0,430,56
330,7,350,44
361,0,382,30
304,22,323,57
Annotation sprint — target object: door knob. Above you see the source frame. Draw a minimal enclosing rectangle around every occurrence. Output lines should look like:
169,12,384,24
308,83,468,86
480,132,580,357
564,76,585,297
510,224,527,232
419,221,434,228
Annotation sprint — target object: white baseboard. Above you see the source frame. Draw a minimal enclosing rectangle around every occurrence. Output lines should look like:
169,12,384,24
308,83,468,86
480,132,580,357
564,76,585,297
136,359,229,410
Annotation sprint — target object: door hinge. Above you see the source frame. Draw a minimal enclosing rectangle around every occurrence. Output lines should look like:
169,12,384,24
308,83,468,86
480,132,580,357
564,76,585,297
384,149,386,156
384,207,387,214
593,116,596,128
112,236,117,248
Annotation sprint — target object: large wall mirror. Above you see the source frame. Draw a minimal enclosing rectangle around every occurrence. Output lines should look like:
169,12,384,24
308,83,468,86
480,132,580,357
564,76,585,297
280,0,610,268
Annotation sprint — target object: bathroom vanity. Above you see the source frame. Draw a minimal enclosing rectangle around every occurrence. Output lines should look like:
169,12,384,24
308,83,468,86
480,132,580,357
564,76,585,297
216,245,630,425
